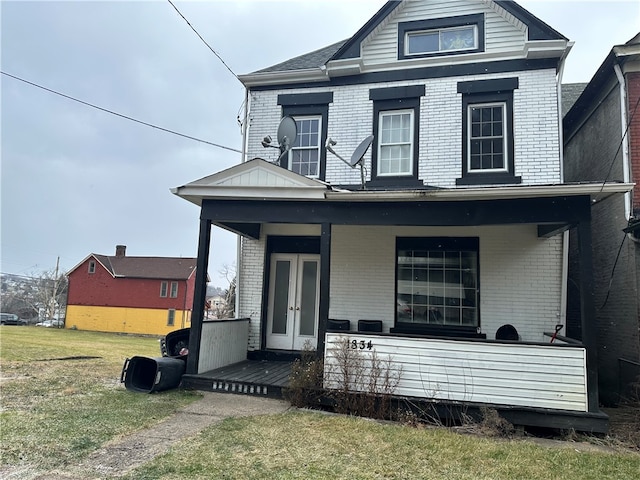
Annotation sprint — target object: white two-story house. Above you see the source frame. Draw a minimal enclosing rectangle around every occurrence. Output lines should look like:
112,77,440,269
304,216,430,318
172,0,632,432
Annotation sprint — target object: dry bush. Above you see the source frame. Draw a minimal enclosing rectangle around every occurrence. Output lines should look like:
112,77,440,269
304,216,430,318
477,406,516,438
285,343,324,407
324,337,402,419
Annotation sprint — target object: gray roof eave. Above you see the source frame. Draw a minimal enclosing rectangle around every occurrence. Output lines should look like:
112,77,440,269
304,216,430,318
239,68,329,88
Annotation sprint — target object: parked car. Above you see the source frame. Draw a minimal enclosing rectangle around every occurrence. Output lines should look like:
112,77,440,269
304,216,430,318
35,319,64,328
0,313,25,325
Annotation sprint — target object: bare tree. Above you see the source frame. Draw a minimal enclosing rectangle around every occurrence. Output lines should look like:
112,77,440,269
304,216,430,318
1,267,68,323
216,264,236,319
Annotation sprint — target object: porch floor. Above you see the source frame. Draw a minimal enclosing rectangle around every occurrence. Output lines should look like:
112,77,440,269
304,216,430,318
181,360,293,398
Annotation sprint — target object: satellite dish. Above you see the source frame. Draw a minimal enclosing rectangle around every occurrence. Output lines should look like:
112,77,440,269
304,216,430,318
325,135,373,190
277,116,297,154
350,135,374,167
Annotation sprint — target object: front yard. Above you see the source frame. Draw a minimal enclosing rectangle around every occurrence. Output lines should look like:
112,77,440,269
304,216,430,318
1,327,638,479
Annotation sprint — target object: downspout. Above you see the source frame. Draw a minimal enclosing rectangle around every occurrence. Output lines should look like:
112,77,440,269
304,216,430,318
613,63,632,220
557,50,569,329
236,86,250,318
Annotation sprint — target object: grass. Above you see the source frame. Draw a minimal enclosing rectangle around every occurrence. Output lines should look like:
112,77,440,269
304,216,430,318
126,411,640,480
1,326,639,479
0,326,200,470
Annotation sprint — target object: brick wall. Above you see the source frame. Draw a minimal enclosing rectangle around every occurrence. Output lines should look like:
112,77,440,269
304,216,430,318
246,69,561,187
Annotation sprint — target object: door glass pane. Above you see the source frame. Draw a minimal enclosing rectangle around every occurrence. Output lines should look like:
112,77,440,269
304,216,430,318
298,261,318,336
272,260,290,335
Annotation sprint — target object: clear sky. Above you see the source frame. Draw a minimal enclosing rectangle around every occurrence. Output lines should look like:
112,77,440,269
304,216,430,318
1,0,639,287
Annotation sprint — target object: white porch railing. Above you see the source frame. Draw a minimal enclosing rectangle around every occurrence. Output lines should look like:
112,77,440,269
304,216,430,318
198,318,249,374
324,332,588,412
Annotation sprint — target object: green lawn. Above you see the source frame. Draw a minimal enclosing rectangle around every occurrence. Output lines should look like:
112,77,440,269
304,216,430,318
0,327,200,470
1,327,639,479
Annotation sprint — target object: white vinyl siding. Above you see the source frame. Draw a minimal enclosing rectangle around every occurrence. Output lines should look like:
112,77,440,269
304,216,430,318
361,0,526,67
324,333,588,412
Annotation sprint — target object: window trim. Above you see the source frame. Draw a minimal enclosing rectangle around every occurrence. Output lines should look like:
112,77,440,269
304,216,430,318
456,78,521,186
160,281,168,298
395,237,480,334
170,281,179,298
88,261,96,274
377,109,415,177
288,115,323,179
277,93,332,181
369,85,424,186
467,101,508,174
398,14,485,60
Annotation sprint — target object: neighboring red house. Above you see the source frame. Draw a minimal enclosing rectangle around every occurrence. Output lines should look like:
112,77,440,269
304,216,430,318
66,245,199,335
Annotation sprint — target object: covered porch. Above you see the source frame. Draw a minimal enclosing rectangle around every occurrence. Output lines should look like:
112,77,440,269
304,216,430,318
172,159,633,432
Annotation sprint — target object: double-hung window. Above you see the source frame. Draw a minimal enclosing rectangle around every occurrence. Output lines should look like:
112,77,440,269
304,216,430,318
170,281,179,298
290,116,321,178
457,78,521,185
396,237,479,330
378,110,414,176
277,92,333,181
369,85,424,187
160,281,168,298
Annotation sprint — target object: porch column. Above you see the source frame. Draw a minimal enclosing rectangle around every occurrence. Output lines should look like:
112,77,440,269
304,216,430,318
186,218,212,375
317,222,331,356
578,218,599,412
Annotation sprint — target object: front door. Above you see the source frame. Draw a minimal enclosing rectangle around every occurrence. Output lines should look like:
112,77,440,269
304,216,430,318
266,254,320,350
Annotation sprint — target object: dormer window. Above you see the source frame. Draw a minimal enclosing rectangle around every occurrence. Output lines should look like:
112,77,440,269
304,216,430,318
398,14,484,60
406,25,477,56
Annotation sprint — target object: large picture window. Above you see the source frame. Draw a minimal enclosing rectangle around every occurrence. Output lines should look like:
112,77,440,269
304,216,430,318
396,237,479,329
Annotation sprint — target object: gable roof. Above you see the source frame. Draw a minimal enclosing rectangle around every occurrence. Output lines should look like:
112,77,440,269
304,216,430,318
244,0,567,80
171,157,330,206
69,254,198,280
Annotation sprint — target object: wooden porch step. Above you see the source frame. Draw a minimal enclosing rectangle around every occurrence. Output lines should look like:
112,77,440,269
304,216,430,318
181,360,293,398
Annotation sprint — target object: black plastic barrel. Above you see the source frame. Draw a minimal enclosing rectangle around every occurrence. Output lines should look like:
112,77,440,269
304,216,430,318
120,356,186,393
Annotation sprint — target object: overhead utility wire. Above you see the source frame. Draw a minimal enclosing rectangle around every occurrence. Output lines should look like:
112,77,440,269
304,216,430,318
167,0,241,84
1,71,241,154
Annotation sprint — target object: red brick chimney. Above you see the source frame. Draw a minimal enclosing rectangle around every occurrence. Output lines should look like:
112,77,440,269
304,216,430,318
115,245,126,257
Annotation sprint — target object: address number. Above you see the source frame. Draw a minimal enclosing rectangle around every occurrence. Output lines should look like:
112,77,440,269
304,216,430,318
350,339,373,350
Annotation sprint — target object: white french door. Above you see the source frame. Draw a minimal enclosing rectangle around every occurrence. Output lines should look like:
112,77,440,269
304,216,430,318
266,254,320,351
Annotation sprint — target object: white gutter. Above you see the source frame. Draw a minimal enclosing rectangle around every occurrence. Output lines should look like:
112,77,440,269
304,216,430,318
324,182,634,203
613,63,632,220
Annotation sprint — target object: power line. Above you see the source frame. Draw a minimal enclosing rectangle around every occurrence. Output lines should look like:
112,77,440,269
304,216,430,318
167,0,241,84
1,71,242,154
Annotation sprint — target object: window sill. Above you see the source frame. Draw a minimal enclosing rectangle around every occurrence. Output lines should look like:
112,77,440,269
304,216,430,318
456,173,522,186
391,324,485,339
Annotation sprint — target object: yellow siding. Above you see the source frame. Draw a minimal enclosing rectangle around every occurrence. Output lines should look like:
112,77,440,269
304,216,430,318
66,305,191,336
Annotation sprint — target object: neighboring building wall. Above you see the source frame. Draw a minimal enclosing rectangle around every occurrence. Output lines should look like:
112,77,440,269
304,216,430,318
564,79,640,404
246,69,561,187
629,72,640,213
66,305,191,335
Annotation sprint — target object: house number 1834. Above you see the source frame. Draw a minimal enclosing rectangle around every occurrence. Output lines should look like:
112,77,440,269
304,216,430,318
350,339,373,350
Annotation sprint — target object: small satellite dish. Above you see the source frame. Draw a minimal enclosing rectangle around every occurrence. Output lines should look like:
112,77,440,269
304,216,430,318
325,135,373,190
350,135,374,167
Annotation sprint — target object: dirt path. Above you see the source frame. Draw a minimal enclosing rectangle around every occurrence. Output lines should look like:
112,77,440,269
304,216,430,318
3,393,290,480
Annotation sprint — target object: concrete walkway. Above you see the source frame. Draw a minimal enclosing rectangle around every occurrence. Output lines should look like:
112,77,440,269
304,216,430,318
27,393,291,480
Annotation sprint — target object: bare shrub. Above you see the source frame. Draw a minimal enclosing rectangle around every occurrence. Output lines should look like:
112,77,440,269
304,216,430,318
324,337,402,419
478,406,515,438
284,343,324,407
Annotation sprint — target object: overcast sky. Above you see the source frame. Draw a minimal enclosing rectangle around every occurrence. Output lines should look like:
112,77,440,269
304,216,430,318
1,0,638,287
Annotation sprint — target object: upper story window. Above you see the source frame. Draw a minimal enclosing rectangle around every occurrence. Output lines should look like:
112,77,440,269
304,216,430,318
457,78,521,186
378,110,414,176
88,261,96,274
170,281,179,298
398,14,484,60
369,85,425,187
160,281,168,298
277,92,333,181
406,25,477,56
290,116,321,178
